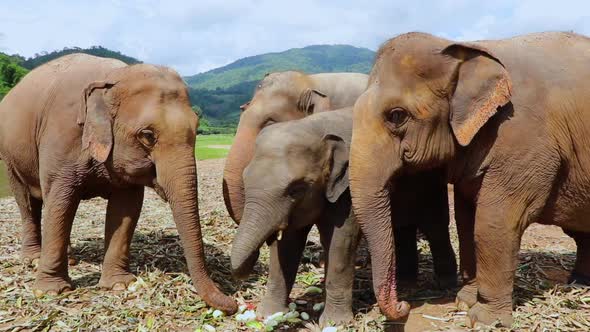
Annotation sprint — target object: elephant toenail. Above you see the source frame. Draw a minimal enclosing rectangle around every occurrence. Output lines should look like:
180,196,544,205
112,282,127,291
33,289,44,298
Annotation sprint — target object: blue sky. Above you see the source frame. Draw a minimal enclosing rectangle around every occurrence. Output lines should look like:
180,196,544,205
0,0,588,75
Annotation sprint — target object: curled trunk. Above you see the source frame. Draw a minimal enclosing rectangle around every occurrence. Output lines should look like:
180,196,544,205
159,151,237,314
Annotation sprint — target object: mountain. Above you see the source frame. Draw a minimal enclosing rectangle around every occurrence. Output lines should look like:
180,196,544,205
186,44,374,90
185,44,375,130
20,46,141,70
0,52,28,100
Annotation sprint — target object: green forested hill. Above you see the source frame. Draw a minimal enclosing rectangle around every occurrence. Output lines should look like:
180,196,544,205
186,44,374,90
20,46,141,70
185,44,375,130
0,53,28,99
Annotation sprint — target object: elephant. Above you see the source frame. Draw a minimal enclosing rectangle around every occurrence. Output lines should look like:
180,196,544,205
348,31,590,327
222,70,368,223
230,107,457,325
0,53,237,314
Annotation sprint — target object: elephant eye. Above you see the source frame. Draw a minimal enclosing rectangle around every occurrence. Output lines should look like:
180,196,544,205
286,180,308,200
138,129,157,147
385,108,409,128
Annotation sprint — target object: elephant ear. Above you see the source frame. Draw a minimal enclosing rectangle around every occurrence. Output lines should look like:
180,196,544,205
323,134,349,203
77,81,117,163
442,43,513,146
298,88,331,115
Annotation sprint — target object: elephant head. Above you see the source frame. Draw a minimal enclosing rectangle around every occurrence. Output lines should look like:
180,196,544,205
230,110,350,277
349,32,512,320
222,71,335,223
78,64,237,313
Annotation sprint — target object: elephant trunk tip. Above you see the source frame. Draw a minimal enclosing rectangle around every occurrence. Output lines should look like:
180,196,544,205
201,290,239,315
378,284,411,321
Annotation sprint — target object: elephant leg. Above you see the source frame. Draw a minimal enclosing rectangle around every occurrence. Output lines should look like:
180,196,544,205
98,187,144,290
258,225,312,318
466,202,522,328
394,224,419,285
420,221,457,288
7,169,42,264
454,190,477,310
33,184,79,296
563,229,590,285
318,214,361,326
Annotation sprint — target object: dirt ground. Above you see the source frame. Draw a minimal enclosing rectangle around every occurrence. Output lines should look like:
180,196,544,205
0,158,589,331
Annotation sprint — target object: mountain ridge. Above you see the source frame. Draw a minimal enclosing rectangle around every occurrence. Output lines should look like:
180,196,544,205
185,44,375,90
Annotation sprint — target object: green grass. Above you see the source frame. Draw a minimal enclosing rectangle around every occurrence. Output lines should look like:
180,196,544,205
195,134,234,160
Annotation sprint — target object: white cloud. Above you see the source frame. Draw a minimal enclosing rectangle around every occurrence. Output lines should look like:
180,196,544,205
0,0,588,75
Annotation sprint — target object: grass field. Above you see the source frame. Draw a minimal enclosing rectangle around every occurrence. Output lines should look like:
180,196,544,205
195,134,234,160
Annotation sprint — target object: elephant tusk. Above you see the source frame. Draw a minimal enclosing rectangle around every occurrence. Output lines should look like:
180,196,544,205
277,230,283,241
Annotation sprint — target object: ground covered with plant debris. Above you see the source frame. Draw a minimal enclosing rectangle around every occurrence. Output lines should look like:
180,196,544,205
0,158,589,331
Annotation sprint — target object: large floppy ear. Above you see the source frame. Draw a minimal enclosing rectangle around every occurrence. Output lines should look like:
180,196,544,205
442,43,513,146
77,81,117,163
298,88,332,114
323,134,349,203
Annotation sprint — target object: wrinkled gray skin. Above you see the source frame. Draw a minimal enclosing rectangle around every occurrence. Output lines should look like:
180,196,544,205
231,108,457,325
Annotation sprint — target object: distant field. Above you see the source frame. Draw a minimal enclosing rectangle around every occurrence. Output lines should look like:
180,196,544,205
195,134,234,160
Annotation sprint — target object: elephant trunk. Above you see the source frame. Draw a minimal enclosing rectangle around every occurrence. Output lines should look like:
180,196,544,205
222,120,258,223
230,190,285,278
349,134,410,321
158,150,237,314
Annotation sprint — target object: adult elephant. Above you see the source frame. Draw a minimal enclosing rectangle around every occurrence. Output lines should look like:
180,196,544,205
349,31,590,327
0,54,236,313
222,71,368,223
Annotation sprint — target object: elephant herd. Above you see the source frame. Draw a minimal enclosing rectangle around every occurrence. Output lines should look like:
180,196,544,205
1,31,590,328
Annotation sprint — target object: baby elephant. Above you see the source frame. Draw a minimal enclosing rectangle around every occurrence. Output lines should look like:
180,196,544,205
230,107,456,325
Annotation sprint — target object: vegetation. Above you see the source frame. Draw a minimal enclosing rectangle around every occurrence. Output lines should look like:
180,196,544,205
20,46,141,70
185,44,374,90
0,53,28,100
195,134,234,160
186,45,375,126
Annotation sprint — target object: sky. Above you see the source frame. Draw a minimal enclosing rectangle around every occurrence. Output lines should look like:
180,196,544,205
0,0,589,75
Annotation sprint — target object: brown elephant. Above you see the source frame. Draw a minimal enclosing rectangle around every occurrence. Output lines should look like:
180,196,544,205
222,71,368,223
349,31,590,327
231,107,457,325
0,54,237,313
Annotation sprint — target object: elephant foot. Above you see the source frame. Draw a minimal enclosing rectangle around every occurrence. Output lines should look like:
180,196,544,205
435,273,458,289
319,305,354,327
466,302,513,328
98,271,136,290
257,299,289,318
33,274,73,297
455,282,477,311
569,271,590,285
21,247,41,266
